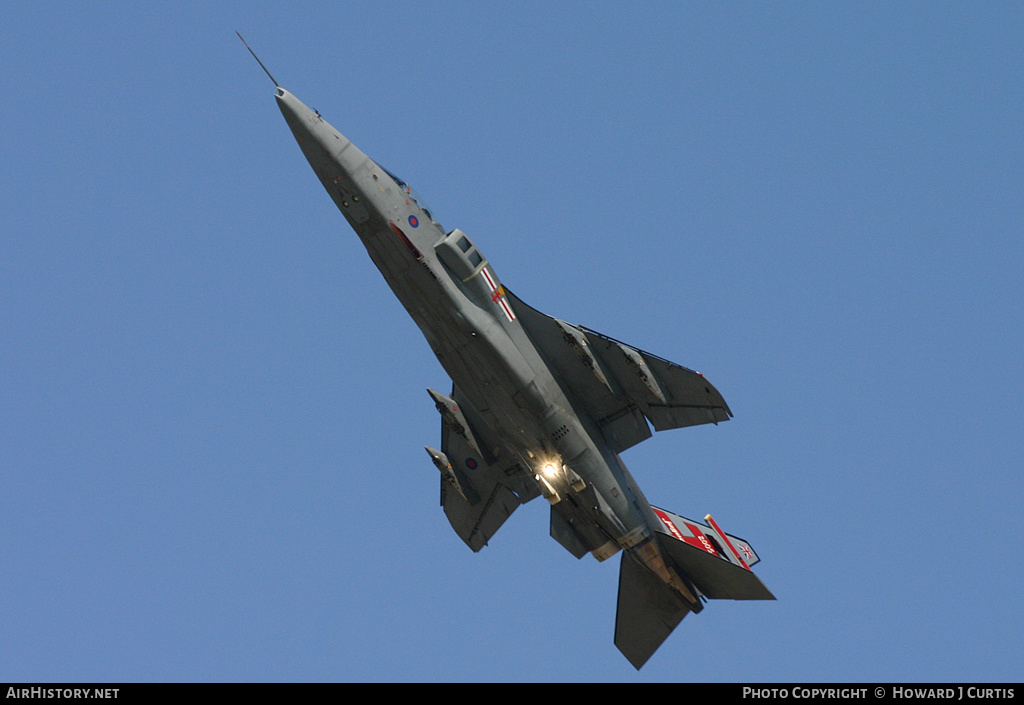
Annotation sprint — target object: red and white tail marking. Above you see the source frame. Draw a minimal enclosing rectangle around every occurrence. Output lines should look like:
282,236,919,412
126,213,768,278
652,507,719,556
705,513,750,570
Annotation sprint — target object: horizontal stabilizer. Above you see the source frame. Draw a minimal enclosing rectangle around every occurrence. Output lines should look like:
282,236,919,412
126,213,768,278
614,551,692,670
656,533,774,600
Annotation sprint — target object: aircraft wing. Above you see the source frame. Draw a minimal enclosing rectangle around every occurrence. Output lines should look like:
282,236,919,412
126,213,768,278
439,385,540,551
505,290,732,453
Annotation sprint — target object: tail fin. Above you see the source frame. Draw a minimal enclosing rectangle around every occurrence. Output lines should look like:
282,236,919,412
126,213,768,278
614,551,692,670
651,507,775,600
613,508,774,669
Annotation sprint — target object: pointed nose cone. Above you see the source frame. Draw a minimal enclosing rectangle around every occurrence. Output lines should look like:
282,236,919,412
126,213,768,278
273,86,364,174
274,87,316,144
273,86,343,176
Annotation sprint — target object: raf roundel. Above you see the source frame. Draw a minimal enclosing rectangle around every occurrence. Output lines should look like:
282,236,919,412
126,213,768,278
465,458,478,469
408,215,419,228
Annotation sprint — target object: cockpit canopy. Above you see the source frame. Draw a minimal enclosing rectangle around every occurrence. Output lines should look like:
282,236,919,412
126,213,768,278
381,165,439,226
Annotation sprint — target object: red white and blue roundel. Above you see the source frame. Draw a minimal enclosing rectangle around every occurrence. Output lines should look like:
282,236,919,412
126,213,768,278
465,458,478,469
408,215,419,228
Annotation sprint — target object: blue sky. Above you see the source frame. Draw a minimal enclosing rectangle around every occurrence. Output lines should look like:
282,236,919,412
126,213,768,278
2,2,1022,683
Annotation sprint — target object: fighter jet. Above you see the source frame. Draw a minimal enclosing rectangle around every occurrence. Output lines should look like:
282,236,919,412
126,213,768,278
241,37,773,669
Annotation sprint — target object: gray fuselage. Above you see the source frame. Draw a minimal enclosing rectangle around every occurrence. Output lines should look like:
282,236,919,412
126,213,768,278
275,88,661,559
